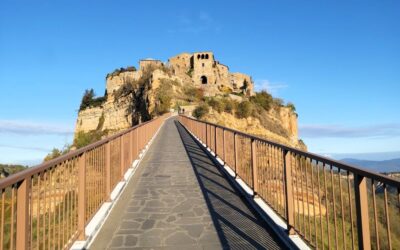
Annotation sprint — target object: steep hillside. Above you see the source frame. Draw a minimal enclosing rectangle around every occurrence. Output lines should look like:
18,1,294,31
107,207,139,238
73,51,306,150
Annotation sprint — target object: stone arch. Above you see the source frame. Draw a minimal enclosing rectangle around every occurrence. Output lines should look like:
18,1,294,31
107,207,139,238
201,54,205,59
201,75,208,84
205,54,209,59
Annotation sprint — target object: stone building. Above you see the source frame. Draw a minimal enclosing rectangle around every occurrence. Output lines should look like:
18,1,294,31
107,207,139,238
139,59,164,71
168,51,254,96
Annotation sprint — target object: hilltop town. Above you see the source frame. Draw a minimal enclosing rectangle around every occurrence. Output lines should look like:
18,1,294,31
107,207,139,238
74,52,305,150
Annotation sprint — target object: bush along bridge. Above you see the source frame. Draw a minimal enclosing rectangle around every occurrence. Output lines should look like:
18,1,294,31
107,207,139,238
0,113,399,249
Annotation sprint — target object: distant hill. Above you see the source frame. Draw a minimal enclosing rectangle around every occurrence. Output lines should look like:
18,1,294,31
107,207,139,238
0,164,28,179
340,158,400,173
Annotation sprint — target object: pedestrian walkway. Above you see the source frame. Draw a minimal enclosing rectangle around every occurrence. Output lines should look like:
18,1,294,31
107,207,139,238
90,118,286,249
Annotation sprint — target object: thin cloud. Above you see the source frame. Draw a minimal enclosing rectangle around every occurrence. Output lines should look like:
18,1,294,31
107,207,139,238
199,12,212,23
0,120,73,136
300,123,400,138
167,12,221,34
0,144,51,152
254,79,288,95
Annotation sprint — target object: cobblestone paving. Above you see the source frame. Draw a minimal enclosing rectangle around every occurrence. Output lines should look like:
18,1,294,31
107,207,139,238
90,118,285,249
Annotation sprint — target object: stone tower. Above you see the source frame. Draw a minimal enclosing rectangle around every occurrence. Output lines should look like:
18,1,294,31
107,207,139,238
192,52,215,86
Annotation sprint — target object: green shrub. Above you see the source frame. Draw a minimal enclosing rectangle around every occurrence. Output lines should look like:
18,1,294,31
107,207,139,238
207,98,224,113
236,101,253,118
222,98,236,114
273,98,284,107
79,89,106,111
192,103,209,119
184,86,204,102
287,102,296,112
186,68,194,77
250,90,273,111
73,130,108,149
154,79,173,115
106,66,137,78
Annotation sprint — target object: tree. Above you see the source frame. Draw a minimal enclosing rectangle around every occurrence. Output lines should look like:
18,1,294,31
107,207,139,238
80,89,95,111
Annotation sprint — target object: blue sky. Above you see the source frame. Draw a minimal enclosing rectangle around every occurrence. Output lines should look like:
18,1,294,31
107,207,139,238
0,0,399,165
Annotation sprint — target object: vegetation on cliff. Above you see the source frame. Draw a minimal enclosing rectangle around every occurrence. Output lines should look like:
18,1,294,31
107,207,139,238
43,146,71,161
79,89,106,111
187,89,302,148
106,66,137,79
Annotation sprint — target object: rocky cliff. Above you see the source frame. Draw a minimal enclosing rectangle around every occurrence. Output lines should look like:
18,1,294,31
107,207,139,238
74,51,306,150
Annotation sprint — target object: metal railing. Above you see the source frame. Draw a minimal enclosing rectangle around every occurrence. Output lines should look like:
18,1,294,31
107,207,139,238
0,113,169,249
179,115,400,250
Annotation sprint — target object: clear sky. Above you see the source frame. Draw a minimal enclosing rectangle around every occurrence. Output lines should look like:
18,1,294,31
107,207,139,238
0,0,399,165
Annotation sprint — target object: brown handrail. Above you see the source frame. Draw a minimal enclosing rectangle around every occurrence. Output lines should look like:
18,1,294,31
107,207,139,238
0,118,156,190
179,115,400,250
180,115,400,188
0,113,170,249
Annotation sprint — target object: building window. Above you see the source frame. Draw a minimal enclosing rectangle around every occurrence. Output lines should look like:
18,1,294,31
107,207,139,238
197,54,200,59
201,75,207,84
205,54,209,59
202,63,204,67
201,54,205,59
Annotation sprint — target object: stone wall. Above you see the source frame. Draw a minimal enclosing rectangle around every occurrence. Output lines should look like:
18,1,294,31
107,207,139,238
169,53,192,77
139,59,163,71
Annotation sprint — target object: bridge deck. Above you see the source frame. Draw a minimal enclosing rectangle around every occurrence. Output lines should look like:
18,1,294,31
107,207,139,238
90,118,285,249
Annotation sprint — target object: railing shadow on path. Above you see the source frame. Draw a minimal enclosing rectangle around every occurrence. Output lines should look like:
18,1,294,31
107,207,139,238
175,120,285,250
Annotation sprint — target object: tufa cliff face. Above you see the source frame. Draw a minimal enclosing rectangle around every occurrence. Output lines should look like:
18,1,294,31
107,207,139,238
74,51,305,150
203,105,305,150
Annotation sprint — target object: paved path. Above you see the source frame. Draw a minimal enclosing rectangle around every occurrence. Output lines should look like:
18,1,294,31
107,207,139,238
90,118,285,249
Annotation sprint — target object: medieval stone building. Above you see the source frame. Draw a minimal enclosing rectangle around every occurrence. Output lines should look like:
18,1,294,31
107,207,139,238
168,52,254,96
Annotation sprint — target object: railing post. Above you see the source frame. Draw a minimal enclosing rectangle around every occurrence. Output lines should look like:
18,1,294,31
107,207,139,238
135,128,139,159
354,174,371,250
139,126,143,152
16,177,30,249
120,136,124,179
129,130,133,166
222,129,226,163
251,139,258,195
234,132,238,176
105,142,111,201
206,124,208,146
283,150,295,235
214,126,217,156
78,152,86,240
203,123,206,143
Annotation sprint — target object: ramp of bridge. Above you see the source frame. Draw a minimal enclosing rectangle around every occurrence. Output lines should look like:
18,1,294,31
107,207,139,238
90,118,286,249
